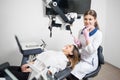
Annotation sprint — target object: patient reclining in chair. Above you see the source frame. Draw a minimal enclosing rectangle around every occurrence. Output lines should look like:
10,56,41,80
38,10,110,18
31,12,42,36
25,44,80,80
0,44,80,80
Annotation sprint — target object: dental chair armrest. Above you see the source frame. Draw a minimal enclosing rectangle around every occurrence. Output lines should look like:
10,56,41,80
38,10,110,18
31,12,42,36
54,67,72,80
22,48,43,56
0,62,10,70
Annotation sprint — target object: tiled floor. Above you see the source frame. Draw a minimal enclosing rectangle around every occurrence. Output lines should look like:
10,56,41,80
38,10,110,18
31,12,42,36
91,62,120,80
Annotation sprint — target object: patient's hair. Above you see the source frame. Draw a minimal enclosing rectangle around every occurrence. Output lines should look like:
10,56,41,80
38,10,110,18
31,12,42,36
67,45,81,69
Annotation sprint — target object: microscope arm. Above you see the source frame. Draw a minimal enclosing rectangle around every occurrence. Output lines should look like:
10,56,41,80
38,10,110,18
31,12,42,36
49,1,74,24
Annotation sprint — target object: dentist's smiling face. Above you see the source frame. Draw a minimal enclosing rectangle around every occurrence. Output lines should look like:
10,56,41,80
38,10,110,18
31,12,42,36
84,14,96,29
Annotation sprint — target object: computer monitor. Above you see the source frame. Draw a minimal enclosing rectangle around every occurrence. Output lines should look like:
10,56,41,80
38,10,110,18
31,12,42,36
46,0,91,15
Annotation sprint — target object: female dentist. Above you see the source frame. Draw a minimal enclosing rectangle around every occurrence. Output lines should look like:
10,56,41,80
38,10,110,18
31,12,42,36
67,9,103,80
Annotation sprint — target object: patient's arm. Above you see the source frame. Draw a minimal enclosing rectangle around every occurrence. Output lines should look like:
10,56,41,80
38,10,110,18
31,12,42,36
21,62,34,72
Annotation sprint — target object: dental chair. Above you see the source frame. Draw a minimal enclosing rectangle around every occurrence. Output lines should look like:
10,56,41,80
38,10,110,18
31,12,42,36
0,46,104,80
54,46,104,80
0,62,19,80
15,35,44,65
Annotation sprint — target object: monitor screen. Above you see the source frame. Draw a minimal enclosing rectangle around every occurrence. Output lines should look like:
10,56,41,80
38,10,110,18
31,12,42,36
46,0,91,15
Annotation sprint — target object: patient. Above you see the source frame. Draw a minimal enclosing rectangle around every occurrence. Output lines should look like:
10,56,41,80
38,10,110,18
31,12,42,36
0,44,80,80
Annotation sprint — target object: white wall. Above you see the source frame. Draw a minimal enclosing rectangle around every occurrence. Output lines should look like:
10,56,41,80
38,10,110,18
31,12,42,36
105,0,120,68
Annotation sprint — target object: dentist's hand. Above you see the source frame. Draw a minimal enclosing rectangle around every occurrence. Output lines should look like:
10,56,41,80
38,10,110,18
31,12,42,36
83,27,90,41
73,36,81,47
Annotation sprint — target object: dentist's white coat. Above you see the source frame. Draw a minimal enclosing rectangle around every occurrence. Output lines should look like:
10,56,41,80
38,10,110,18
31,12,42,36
71,29,102,79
